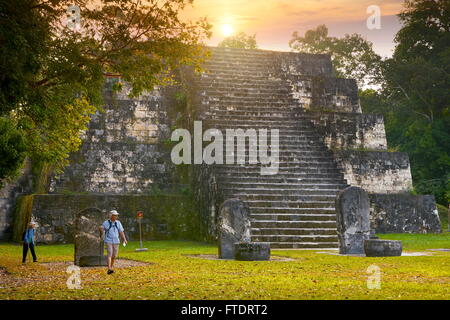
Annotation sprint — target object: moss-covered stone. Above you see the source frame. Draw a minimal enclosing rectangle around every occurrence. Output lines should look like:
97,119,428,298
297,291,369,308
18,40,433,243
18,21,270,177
12,195,34,242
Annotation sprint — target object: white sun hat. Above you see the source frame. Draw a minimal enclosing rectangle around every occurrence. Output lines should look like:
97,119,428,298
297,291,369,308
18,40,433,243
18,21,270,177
110,210,120,216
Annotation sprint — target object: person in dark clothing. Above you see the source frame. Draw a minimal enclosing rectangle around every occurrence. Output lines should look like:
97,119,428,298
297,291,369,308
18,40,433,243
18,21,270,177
22,222,38,263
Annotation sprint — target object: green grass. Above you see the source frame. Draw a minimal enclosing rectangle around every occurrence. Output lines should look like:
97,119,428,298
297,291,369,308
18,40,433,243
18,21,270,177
377,233,450,251
0,234,449,300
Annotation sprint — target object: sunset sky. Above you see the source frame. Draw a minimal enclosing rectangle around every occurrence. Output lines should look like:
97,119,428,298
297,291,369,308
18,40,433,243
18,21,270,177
183,0,405,57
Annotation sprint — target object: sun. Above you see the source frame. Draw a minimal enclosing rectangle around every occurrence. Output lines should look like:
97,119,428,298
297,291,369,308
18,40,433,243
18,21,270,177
221,24,234,37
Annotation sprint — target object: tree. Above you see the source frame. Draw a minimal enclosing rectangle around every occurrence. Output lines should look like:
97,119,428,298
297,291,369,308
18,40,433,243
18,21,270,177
0,0,211,181
0,118,27,188
289,25,382,87
379,0,450,205
218,32,258,50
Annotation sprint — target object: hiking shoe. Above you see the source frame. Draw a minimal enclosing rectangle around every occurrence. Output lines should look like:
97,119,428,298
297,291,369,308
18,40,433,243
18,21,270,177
107,269,114,275
33,260,38,263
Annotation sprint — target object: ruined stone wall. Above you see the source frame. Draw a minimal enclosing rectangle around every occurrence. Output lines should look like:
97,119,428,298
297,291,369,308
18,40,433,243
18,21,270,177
0,161,33,240
274,51,333,76
29,194,199,244
286,76,360,113
192,163,224,240
334,151,413,193
274,51,359,113
369,194,441,233
306,112,387,151
50,84,178,194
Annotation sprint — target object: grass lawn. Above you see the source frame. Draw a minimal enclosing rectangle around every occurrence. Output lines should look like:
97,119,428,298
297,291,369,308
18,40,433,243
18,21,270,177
0,233,449,300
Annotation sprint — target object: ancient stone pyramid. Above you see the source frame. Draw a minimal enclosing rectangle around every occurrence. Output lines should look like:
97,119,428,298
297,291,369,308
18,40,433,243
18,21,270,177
15,46,438,245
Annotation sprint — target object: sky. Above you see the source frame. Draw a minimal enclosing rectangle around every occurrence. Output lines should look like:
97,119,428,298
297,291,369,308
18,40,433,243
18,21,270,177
182,0,405,57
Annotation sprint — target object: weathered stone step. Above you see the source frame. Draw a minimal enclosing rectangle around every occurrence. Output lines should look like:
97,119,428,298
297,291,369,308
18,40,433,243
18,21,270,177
217,157,337,164
200,74,285,83
202,92,296,100
223,182,346,189
250,212,335,220
217,164,340,171
201,89,292,97
208,126,318,135
224,194,337,202
202,66,277,74
217,161,338,167
216,162,340,173
219,172,344,180
208,106,303,113
223,187,339,195
208,120,314,127
251,235,338,242
204,128,322,137
208,108,300,115
199,82,290,91
202,55,276,63
246,200,335,209
198,81,288,91
203,60,276,67
220,150,332,157
251,228,337,236
202,62,273,73
208,114,305,122
219,176,346,184
219,150,333,157
207,110,302,118
218,167,341,175
252,220,337,228
208,48,278,58
203,96,298,104
269,242,338,249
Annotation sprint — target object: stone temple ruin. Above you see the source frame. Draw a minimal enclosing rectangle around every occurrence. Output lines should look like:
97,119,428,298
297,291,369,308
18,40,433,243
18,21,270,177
0,47,441,249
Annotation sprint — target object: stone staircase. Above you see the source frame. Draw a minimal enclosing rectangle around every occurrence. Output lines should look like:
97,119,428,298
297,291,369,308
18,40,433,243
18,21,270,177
197,47,348,249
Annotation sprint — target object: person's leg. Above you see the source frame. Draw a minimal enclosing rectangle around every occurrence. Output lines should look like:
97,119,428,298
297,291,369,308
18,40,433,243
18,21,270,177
22,243,29,263
29,243,37,262
106,243,113,271
110,244,119,270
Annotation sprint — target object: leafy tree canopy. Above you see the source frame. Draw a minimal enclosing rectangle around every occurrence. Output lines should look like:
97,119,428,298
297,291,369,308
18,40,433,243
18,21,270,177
218,32,258,50
380,0,450,204
0,0,211,181
0,118,27,188
289,25,382,87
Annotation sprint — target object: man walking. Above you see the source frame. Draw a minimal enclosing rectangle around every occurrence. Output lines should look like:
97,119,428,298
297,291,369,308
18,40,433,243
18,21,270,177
22,222,38,263
101,210,127,274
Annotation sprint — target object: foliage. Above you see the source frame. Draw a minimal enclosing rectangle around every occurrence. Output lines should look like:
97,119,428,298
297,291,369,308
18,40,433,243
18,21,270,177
218,32,258,50
0,0,211,179
361,0,450,205
289,25,382,87
0,238,449,299
0,118,27,187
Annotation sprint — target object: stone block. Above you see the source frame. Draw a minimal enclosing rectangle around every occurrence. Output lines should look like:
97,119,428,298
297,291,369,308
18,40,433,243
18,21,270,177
336,186,371,254
369,194,441,233
364,239,402,257
218,199,251,259
79,255,108,267
234,242,270,261
74,208,108,266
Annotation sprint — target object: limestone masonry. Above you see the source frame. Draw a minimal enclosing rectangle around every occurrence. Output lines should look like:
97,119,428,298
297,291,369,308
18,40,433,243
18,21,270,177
0,47,441,246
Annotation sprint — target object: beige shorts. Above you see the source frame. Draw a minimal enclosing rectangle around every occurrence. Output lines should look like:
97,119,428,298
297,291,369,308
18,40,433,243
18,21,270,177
106,243,119,258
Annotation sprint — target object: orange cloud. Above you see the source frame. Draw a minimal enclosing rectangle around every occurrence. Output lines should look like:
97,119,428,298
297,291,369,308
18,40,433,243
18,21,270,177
182,0,405,56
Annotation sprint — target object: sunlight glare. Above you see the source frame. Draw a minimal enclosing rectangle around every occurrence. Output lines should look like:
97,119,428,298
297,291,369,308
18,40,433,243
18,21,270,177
221,24,234,37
